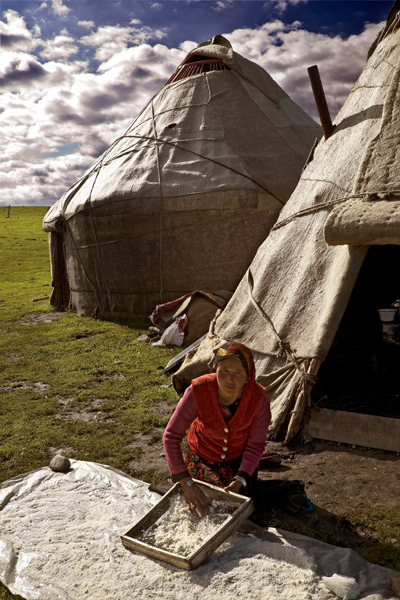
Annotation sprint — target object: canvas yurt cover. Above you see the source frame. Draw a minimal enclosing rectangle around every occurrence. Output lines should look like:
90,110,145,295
173,17,400,444
43,35,321,318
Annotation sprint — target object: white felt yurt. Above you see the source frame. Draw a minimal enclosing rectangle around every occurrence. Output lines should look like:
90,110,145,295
173,13,400,449
42,35,321,318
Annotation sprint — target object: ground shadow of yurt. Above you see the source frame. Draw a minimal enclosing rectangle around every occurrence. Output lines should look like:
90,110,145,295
43,35,321,319
173,6,400,451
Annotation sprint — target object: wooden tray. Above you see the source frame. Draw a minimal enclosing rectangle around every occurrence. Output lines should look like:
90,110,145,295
121,479,254,570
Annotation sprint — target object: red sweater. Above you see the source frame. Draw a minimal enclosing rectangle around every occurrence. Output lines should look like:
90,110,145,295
163,373,270,478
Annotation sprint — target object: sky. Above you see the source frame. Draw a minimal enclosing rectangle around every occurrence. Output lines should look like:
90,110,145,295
0,0,393,206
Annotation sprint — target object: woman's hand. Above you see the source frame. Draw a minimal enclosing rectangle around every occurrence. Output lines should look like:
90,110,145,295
180,478,210,518
224,479,244,495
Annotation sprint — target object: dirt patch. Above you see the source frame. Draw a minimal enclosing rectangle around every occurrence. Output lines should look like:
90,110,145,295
48,446,77,459
5,351,23,362
55,398,113,422
130,436,400,515
55,411,109,423
20,312,64,325
56,396,74,407
100,373,126,381
0,381,49,392
262,439,400,512
253,439,400,563
148,400,175,418
126,431,167,478
72,331,101,339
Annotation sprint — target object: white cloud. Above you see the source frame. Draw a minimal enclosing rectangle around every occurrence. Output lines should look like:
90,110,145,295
81,23,166,62
266,0,308,16
0,50,48,88
0,38,184,204
81,25,137,62
274,2,290,16
212,0,235,12
225,20,382,120
98,43,183,79
0,9,41,52
78,20,95,29
40,32,79,60
51,0,70,17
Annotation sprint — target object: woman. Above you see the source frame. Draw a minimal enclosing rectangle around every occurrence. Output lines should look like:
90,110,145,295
163,341,271,518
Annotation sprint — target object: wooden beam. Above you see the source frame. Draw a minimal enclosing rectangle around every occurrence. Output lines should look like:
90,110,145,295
307,407,400,452
307,65,334,140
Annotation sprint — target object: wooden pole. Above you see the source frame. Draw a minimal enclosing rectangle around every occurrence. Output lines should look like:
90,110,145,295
285,357,321,443
7,205,10,218
307,65,334,140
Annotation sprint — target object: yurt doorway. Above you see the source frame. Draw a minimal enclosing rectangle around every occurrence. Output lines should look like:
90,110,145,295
49,231,70,309
311,244,400,420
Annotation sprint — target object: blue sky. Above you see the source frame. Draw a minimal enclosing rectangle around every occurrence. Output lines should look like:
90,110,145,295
1,1,393,205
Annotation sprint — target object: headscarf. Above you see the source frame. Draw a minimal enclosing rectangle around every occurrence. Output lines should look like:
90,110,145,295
212,341,255,380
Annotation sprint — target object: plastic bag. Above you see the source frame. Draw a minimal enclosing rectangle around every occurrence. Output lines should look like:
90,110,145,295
152,315,187,347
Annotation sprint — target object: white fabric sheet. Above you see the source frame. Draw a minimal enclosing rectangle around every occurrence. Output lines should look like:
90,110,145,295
0,461,398,600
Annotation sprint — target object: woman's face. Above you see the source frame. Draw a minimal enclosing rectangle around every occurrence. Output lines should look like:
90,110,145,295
216,358,248,404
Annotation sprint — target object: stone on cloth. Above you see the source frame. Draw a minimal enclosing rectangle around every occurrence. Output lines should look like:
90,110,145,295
50,455,71,473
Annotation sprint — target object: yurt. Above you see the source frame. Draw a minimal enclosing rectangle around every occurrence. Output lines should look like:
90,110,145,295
173,11,400,451
43,35,321,318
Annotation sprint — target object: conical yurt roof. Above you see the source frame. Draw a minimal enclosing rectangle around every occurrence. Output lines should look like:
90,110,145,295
43,35,321,318
173,19,400,439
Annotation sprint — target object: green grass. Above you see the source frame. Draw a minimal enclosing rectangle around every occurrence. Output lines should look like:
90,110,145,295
349,508,400,571
0,208,180,479
0,207,399,599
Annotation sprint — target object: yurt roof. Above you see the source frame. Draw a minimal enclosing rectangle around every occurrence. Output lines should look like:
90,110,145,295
43,35,321,231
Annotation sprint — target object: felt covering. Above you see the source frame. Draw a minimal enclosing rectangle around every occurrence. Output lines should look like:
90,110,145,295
173,25,400,438
324,196,400,246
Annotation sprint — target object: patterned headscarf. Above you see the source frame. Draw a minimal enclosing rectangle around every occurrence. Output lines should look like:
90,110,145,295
213,341,255,379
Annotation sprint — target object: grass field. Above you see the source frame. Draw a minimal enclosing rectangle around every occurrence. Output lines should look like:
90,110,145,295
0,206,182,600
0,207,399,600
